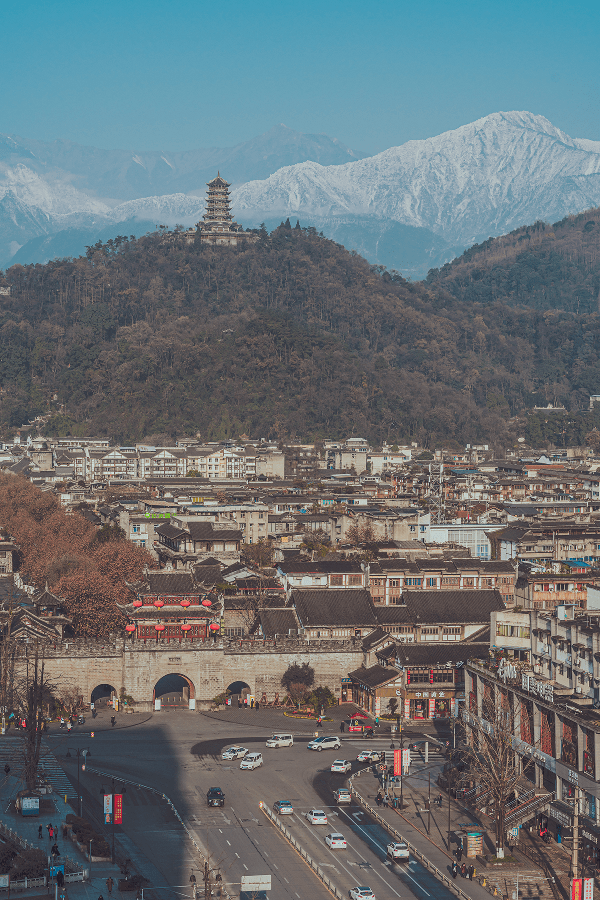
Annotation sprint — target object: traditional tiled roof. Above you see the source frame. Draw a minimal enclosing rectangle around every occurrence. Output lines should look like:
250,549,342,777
291,589,377,627
401,590,505,623
145,572,197,594
347,664,398,688
257,608,299,638
387,642,489,668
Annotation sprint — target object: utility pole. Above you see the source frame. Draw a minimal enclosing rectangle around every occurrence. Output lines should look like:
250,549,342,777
428,772,431,835
203,861,210,900
448,783,452,850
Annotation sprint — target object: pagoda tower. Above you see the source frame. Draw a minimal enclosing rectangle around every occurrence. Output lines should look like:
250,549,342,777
190,172,257,247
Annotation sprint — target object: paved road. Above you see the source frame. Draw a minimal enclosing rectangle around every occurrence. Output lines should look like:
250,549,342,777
44,710,458,900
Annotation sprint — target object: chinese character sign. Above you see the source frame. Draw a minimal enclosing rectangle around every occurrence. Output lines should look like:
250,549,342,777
103,793,112,824
572,879,582,900
583,878,594,900
393,749,402,776
428,699,435,718
114,794,123,825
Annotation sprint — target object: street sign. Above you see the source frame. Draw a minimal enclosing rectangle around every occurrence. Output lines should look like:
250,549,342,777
241,876,271,891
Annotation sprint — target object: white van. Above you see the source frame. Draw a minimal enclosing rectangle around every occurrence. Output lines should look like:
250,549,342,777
266,733,294,748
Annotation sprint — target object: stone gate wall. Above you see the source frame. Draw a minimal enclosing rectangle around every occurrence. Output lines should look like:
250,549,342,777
32,639,363,711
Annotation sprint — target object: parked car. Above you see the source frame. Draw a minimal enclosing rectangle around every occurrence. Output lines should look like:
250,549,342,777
334,788,352,804
273,800,294,815
240,752,263,770
266,733,294,748
356,750,381,763
307,736,342,752
221,746,248,760
325,832,347,849
306,808,328,824
349,888,375,900
207,787,225,807
331,759,352,773
387,841,410,860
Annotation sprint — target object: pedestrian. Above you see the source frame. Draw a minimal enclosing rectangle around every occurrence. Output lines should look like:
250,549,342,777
460,863,466,878
106,877,114,895
51,843,60,860
317,716,323,728
62,825,68,840
98,894,104,900
375,716,379,726
438,794,443,807
38,825,43,839
255,702,259,711
456,845,463,863
451,861,457,879
48,825,54,841
57,870,64,888
340,721,345,733
189,871,196,886
376,791,382,807
110,716,116,727
67,721,72,732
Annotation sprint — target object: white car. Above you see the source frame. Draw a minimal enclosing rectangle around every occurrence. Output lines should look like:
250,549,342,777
331,759,352,773
240,752,263,770
307,736,342,752
306,808,328,824
325,832,347,849
334,788,352,804
221,746,248,760
349,888,375,900
356,750,381,763
387,841,410,860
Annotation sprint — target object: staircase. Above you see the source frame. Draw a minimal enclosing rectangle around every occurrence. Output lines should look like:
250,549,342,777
505,791,555,829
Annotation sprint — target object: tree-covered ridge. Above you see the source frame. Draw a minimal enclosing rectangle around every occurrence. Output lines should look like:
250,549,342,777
2,222,600,448
427,206,600,314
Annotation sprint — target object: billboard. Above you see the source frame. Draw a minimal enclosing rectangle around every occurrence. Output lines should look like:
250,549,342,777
103,793,112,824
114,794,123,825
393,748,402,776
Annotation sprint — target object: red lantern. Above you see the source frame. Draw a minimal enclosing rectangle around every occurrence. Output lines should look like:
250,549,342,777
209,623,220,632
181,624,192,632
154,623,165,631
154,599,164,608
180,599,191,608
125,624,136,633
201,598,212,607
133,600,142,608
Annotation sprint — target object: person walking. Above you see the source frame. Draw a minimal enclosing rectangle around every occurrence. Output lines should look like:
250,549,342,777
48,825,54,841
317,716,323,728
51,843,60,860
376,791,383,807
57,870,64,889
451,861,457,879
460,863,466,878
38,825,43,839
110,716,116,727
106,877,114,895
340,721,345,733
255,702,259,711
456,844,463,863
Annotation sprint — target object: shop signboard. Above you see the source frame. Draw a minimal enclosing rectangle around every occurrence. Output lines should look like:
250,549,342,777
465,830,484,858
583,878,594,900
401,748,411,773
103,793,112,824
114,794,123,825
428,699,435,719
404,699,410,719
0,875,8,888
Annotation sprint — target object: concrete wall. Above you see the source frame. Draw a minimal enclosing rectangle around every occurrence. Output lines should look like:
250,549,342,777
37,640,363,711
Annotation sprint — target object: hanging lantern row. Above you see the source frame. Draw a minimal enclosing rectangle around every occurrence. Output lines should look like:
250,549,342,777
154,599,165,608
209,623,220,632
125,624,136,633
202,598,212,607
180,599,191,608
133,600,143,608
154,623,165,632
181,624,192,632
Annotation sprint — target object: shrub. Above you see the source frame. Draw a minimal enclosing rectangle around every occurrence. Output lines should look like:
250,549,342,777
11,849,46,879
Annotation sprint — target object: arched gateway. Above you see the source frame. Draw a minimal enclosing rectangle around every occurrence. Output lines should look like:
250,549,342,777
153,674,196,710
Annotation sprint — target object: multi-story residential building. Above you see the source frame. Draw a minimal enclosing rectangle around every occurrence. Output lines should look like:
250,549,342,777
467,606,600,861
368,557,516,606
515,572,596,610
325,438,371,471
276,560,366,594
489,523,600,566
154,516,242,566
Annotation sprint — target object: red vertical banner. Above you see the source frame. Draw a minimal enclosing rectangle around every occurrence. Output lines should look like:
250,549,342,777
572,879,582,900
428,699,435,718
393,749,402,776
114,794,123,825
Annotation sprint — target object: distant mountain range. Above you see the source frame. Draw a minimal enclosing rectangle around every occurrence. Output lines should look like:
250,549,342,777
2,112,600,277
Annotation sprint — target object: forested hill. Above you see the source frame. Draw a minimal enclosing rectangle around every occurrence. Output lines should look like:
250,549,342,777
2,222,600,448
427,206,600,314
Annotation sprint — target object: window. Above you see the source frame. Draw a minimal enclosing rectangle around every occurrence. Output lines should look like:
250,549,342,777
349,574,362,586
426,578,437,587
405,578,421,586
390,579,399,587
409,670,430,683
556,584,569,592
330,574,343,586
132,525,141,534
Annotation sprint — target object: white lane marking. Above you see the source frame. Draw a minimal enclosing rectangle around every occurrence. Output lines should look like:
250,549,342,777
243,864,248,871
273,863,279,870
219,828,222,833
235,852,240,858
295,894,301,898
226,840,231,846
284,876,289,883
263,851,269,857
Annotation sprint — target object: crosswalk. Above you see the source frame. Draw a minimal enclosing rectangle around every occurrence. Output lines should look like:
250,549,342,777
0,737,77,799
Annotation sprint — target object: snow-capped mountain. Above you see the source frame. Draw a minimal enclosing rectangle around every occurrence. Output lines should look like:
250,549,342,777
232,111,600,248
3,112,600,276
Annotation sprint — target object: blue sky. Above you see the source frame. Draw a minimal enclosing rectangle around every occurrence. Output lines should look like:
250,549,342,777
4,0,599,154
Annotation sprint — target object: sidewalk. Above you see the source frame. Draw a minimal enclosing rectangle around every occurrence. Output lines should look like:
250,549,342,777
0,774,123,900
351,767,566,900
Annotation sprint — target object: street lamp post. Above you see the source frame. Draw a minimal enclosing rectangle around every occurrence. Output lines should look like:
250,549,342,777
65,748,91,818
100,778,126,864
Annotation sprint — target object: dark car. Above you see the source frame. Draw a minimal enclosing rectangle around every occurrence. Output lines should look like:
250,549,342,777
207,787,225,807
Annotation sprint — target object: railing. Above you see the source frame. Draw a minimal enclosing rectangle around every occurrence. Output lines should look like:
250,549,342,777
260,802,345,899
0,821,84,879
516,839,563,900
348,770,479,900
505,789,535,812
505,792,555,828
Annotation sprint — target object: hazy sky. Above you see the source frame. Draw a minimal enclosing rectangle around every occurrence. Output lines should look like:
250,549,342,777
4,0,600,154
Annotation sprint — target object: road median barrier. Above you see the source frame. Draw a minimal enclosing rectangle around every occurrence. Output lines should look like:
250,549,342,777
259,800,344,899
348,772,487,900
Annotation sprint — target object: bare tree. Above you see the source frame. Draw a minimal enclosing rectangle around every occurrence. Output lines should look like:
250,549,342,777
18,644,54,792
463,690,520,858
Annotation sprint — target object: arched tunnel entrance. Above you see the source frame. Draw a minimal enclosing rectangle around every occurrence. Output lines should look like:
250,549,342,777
153,674,196,710
91,684,117,708
227,681,252,708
